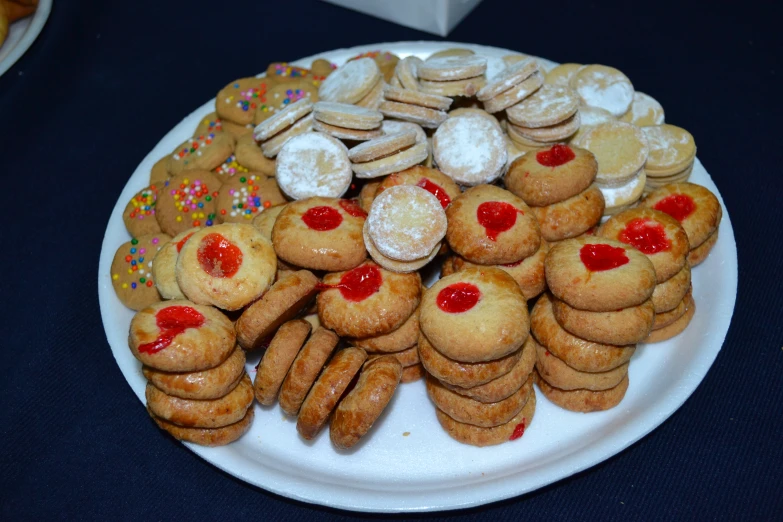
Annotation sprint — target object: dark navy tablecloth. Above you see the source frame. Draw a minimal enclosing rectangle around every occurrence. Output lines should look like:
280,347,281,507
1,0,781,519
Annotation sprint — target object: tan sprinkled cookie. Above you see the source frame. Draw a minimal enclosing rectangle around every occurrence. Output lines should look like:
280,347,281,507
234,133,276,176
216,78,273,126
216,174,285,224
123,186,162,237
254,82,319,125
167,132,235,176
149,157,171,186
111,233,171,310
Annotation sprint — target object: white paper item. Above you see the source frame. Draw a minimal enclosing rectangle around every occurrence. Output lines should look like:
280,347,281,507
320,0,484,36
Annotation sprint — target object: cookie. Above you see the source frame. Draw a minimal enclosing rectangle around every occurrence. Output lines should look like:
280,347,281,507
651,263,691,312
254,319,312,405
358,180,381,213
571,64,634,117
265,62,313,83
394,56,423,91
253,97,314,142
544,63,583,87
111,234,170,310
379,100,447,129
261,113,315,158
278,327,340,416
123,186,162,237
215,174,285,224
216,78,272,126
569,105,616,145
251,204,286,241
420,267,529,363
477,57,540,102
313,118,384,141
536,371,628,412
235,270,320,350
600,169,647,215
535,338,628,391
383,85,453,111
688,229,719,266
313,101,383,130
351,141,428,180
545,236,656,312
369,344,419,367
167,132,235,176
374,165,461,209
129,300,235,372
505,144,597,207
510,110,581,142
419,76,487,98
319,57,381,104
194,112,225,137
446,185,540,265
363,219,440,273
254,82,319,125
149,157,171,186
380,119,428,144
506,84,579,128
272,197,367,272
151,228,199,300
317,261,421,338
579,122,649,187
653,285,691,329
146,373,253,428
234,133,276,176
551,296,655,345
531,293,635,373
275,132,352,199
143,346,246,400
329,355,402,449
646,291,696,343
531,185,606,242
176,223,277,311
482,71,544,114
355,77,386,110
449,107,502,130
619,92,665,126
418,55,487,82
642,124,696,177
149,405,253,447
155,170,222,236
401,363,425,383
297,347,367,440
640,182,722,250
432,114,507,186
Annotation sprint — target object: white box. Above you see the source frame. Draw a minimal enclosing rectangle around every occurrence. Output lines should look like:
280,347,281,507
320,0,484,37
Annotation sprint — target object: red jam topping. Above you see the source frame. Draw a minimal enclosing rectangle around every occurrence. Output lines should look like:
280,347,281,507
197,233,243,278
536,144,575,167
653,193,696,222
176,232,196,253
502,259,524,268
138,306,205,354
437,282,481,313
477,201,524,241
619,217,671,254
579,243,629,272
416,178,451,208
302,205,343,231
317,264,382,302
509,420,526,441
338,199,367,218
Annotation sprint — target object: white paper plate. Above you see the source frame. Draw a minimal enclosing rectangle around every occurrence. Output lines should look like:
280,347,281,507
98,41,738,513
0,0,51,78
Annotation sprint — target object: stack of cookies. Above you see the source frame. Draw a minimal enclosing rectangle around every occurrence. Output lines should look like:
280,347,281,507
506,84,581,150
252,98,315,158
640,124,697,193
598,208,695,343
505,143,605,244
313,101,383,141
417,55,488,97
419,268,537,447
349,130,430,180
379,85,452,129
129,300,255,447
476,57,543,114
535,236,657,412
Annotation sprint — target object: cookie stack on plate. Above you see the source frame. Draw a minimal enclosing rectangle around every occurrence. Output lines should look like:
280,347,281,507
641,124,697,194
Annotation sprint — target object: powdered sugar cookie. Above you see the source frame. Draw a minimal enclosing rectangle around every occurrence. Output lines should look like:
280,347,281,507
375,165,461,209
111,234,171,310
363,220,439,273
348,130,417,163
580,122,649,186
418,55,487,81
569,105,616,145
253,97,314,142
384,85,453,111
167,132,235,176
380,119,427,144
351,141,429,179
571,64,634,117
348,50,399,82
379,100,447,129
640,182,722,250
418,76,487,98
275,132,352,199
355,78,386,110
477,57,540,101
509,111,581,143
260,113,316,158
394,56,423,91
601,169,646,215
319,57,381,104
215,175,285,224
506,84,579,128
176,223,276,311
482,71,544,114
313,118,383,141
642,124,696,176
545,63,583,87
151,228,198,300
433,115,507,186
313,101,383,130
427,48,475,60
620,91,665,126
254,82,319,125
531,185,606,242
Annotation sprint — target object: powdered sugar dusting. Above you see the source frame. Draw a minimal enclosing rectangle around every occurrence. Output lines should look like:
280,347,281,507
642,125,694,167
381,120,427,144
626,92,665,125
477,57,538,101
601,171,645,206
418,55,488,81
573,65,634,117
433,115,507,185
275,132,352,199
253,98,312,141
507,84,579,127
318,58,380,103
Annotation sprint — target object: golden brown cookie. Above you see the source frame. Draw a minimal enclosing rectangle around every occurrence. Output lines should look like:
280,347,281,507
646,291,696,343
111,233,170,310
688,229,718,266
254,82,319,125
650,263,691,313
640,183,721,250
350,308,420,353
652,285,691,329
234,133,276,176
151,228,198,300
251,204,286,241
155,170,223,236
551,296,655,346
536,371,629,412
401,363,426,383
279,327,340,416
143,346,246,400
358,181,381,213
534,338,628,391
149,157,171,186
531,185,606,242
149,405,253,447
254,319,311,405
369,344,419,368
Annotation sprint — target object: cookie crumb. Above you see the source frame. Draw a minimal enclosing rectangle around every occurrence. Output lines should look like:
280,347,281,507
403,432,410,437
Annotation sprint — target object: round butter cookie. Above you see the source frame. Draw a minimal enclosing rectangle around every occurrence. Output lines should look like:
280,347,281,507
318,57,381,104
155,170,222,236
433,115,508,186
642,124,696,176
531,185,606,242
620,92,665,126
275,132,352,199
234,133,276,176
579,122,649,187
149,405,253,447
143,346,246,400
123,186,162,237
506,84,579,128
151,228,199,300
111,233,170,310
651,263,691,313
536,371,628,412
251,204,286,241
254,319,311,405
640,182,722,250
646,291,696,343
569,105,616,145
551,297,655,345
544,63,583,87
653,285,691,329
379,100,447,129
363,220,440,273
571,64,634,117
688,229,719,266
418,55,487,81
375,165,461,209
350,307,420,353
534,338,628,391
350,137,429,178
216,78,272,126
279,327,340,416
509,111,581,143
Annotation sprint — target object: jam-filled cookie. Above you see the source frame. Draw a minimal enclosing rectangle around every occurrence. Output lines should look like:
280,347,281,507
531,185,605,242
254,319,312,405
143,346,246,400
446,185,540,265
545,236,656,312
123,186,162,237
272,197,367,272
375,165,461,210
155,170,223,236
176,223,276,311
420,267,529,363
152,227,199,300
317,261,421,338
111,233,171,310
148,405,253,447
129,300,235,372
216,174,285,223
551,296,655,346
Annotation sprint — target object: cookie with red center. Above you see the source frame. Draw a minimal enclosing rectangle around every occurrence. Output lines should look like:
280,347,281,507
598,207,689,282
551,296,655,345
272,197,367,272
639,182,722,252
152,227,200,300
254,81,320,125
216,78,272,126
155,170,222,236
176,223,277,311
545,236,656,312
166,132,236,176
129,299,235,372
420,267,529,363
536,371,628,413
505,144,597,207
111,233,171,310
317,261,421,338
123,186,162,237
143,346,246,400
216,174,285,224
446,185,540,265
375,165,461,210
530,185,605,242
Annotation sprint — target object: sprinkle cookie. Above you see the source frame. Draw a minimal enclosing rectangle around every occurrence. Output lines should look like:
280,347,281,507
112,234,170,310
216,175,285,223
155,170,222,236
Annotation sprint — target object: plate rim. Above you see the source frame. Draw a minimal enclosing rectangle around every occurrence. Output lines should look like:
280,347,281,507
0,0,52,78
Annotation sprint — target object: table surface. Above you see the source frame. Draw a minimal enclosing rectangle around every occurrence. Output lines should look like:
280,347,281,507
2,0,781,519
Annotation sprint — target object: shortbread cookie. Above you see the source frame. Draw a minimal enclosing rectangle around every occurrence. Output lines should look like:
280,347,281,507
506,124,561,149
394,56,423,90
579,122,649,186
505,144,597,206
531,293,635,373
253,97,314,142
642,124,696,176
419,76,487,98
272,197,367,272
536,371,628,412
348,50,399,82
355,77,386,110
420,267,528,363
275,132,352,199
151,228,198,300
651,263,691,312
545,63,583,87
330,355,402,449
545,236,656,311
279,327,340,416
507,84,579,128
254,319,312,405
551,297,655,345
319,57,381,104
149,405,253,447
434,116,507,186
383,85,453,111
111,234,170,310
653,285,691,329
510,110,581,142
640,182,722,250
688,229,718,266
123,186,162,237
569,105,616,145
129,300,235,372
261,113,315,158
348,130,417,163
401,363,425,383
143,346,246,400
313,101,383,130
376,166,460,211
598,207,690,282
380,119,427,144
434,388,536,447
418,55,487,81
314,118,384,141
427,48,475,60
619,92,665,126
477,57,540,101
216,174,285,223
297,347,368,440
531,186,606,242
317,261,421,338
571,64,634,117
449,107,502,130
446,185,540,265
251,204,286,241
234,133,276,176
358,181,381,213
155,170,222,236
646,291,695,343
146,373,253,428
216,78,272,126
379,100,447,128
176,224,276,310
601,169,647,215
349,131,429,178
363,220,439,273
535,338,628,391
167,132,235,176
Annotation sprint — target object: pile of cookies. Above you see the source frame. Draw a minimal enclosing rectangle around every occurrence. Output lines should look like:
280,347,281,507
110,46,724,450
